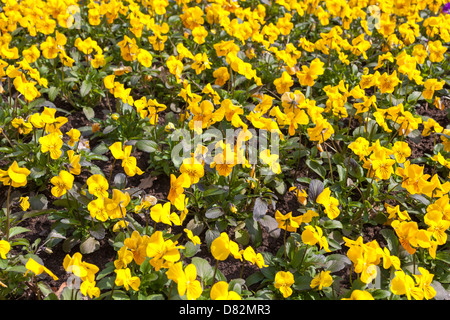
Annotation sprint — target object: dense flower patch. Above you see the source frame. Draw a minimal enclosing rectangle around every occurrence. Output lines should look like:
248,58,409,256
0,0,449,300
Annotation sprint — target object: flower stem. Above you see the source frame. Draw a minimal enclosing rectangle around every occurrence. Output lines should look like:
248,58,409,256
212,259,219,285
6,184,11,242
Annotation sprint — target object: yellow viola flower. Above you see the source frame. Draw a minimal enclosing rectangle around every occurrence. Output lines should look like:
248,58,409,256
11,117,33,135
273,71,293,94
342,290,374,300
150,202,181,226
166,262,202,300
67,150,81,175
112,220,129,233
166,56,184,83
371,157,396,180
0,240,11,259
310,270,333,290
307,118,334,144
316,187,340,220
296,58,325,87
124,230,151,266
210,149,236,177
378,70,400,94
25,258,58,281
390,270,424,300
210,232,240,261
114,246,134,269
289,186,308,205
59,50,75,67
275,210,303,232
167,173,191,204
88,197,109,222
260,149,281,174
63,252,99,283
428,40,447,63
148,33,167,51
422,78,445,101
377,246,401,270
109,141,144,177
19,196,30,211
392,141,411,163
137,49,153,68
301,225,331,252
75,37,99,55
105,189,131,219
40,36,60,59
243,246,267,268
22,45,41,63
66,128,80,147
134,96,167,124
40,107,68,134
274,271,295,298
391,220,419,255
80,279,100,299
146,231,184,271
29,113,45,129
385,203,411,221
413,267,437,300
91,53,106,69
50,170,74,198
184,228,201,246
0,161,30,188
412,44,428,64
210,281,241,300
39,132,64,160
191,52,211,75
86,174,109,198
115,268,141,291
192,25,208,44
374,52,394,70
180,156,205,185
424,210,450,245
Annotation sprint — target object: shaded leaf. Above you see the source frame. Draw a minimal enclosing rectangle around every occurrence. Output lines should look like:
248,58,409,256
309,179,324,203
80,237,100,254
205,207,224,219
253,197,268,222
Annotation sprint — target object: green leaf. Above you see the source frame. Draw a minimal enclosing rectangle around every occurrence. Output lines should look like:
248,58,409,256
436,252,450,265
407,91,423,103
136,140,158,153
203,186,228,197
8,227,30,238
306,159,326,179
62,236,80,253
292,275,314,291
381,229,399,255
205,207,224,219
235,228,250,246
183,241,200,258
245,271,265,288
325,254,351,273
89,224,106,240
323,219,343,229
80,80,92,97
253,197,268,222
191,257,214,283
83,106,95,120
80,237,100,254
48,86,60,101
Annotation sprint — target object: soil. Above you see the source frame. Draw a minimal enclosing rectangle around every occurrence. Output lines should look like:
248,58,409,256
4,98,450,299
